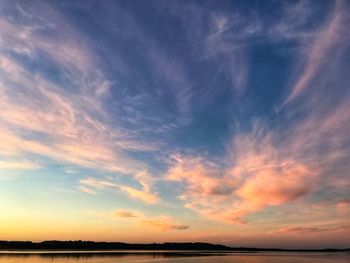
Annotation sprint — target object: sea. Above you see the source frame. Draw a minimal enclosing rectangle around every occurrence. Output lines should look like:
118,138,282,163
0,251,349,263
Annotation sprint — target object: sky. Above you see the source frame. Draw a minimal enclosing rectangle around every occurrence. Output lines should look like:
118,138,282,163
0,0,349,249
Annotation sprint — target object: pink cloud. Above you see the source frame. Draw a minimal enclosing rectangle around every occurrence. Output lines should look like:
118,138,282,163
268,224,350,235
0,8,160,199
283,0,345,105
336,199,350,209
79,177,160,204
235,161,313,206
165,96,350,224
92,209,189,231
166,129,319,224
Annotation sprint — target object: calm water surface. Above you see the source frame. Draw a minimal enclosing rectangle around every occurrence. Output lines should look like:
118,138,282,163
0,251,349,263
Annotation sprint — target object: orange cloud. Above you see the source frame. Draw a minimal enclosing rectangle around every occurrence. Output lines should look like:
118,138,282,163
336,199,350,209
120,185,159,204
112,210,139,218
91,209,189,232
166,91,350,224
235,162,313,206
166,129,317,224
268,224,350,235
142,216,189,231
167,155,237,196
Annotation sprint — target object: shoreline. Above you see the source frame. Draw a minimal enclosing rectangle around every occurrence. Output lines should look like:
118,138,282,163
0,241,349,253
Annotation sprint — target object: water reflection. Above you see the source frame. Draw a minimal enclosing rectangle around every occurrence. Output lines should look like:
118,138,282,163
0,251,349,263
0,251,228,263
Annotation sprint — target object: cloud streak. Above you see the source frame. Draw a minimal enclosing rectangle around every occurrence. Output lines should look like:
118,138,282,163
283,0,346,105
0,160,41,170
94,209,189,231
79,177,159,204
0,0,349,246
268,224,350,235
161,1,350,227
0,1,161,200
142,216,189,231
166,92,350,223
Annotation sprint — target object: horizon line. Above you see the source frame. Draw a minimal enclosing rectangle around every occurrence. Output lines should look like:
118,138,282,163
0,240,349,251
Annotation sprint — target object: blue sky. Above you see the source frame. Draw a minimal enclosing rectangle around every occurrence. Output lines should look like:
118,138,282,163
0,0,349,248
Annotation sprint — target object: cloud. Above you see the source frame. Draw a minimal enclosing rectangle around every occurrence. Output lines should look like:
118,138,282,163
269,226,324,235
164,11,350,223
119,185,159,204
0,1,161,198
79,177,159,204
142,216,189,231
166,132,317,224
0,160,41,170
0,3,95,74
167,155,236,196
166,91,350,223
282,0,346,106
95,1,195,121
160,0,340,102
0,58,152,174
336,199,350,209
199,12,257,96
268,224,350,235
0,0,348,237
110,210,140,218
235,161,313,206
92,209,189,231
78,186,96,195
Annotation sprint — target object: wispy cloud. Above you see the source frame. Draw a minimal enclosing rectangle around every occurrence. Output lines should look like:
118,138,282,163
166,139,316,224
79,177,159,204
110,210,140,218
282,0,346,106
78,186,96,195
120,185,159,204
0,1,161,199
93,209,189,231
0,0,348,245
142,216,189,231
204,13,250,96
0,160,41,170
166,96,350,224
268,224,350,235
161,0,350,225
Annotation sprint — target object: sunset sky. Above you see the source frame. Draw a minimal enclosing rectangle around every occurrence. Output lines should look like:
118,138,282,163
0,0,349,249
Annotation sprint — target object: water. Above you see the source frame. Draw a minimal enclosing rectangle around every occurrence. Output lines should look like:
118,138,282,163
0,251,349,263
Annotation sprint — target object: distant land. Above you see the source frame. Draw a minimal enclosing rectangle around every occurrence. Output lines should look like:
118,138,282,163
0,241,349,252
